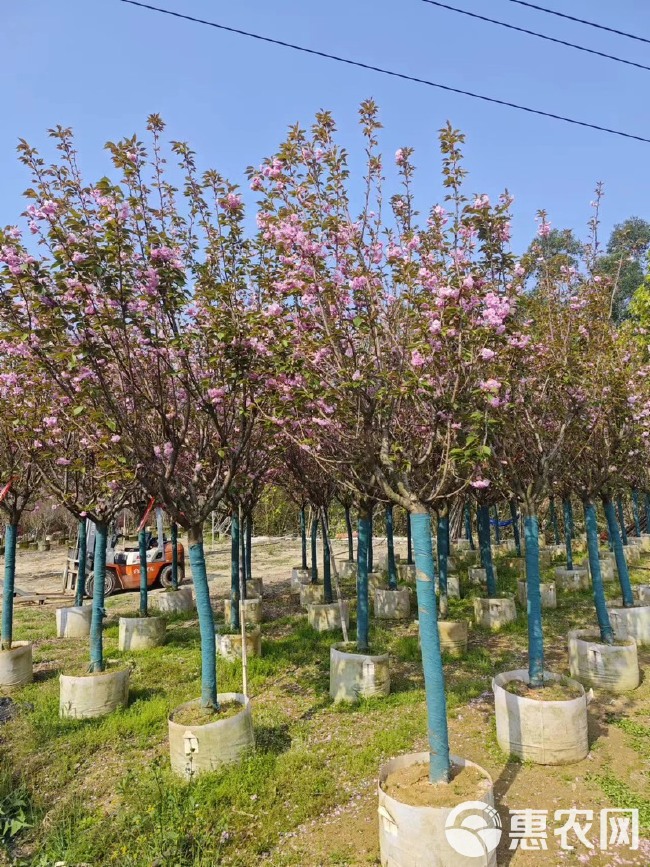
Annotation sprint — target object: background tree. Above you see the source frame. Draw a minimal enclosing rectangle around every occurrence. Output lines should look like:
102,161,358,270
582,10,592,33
596,216,650,323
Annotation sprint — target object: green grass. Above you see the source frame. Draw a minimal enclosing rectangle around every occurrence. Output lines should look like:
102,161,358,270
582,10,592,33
587,773,650,831
1,546,649,865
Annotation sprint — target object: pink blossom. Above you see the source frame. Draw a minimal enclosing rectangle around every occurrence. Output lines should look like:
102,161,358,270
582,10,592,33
471,479,490,489
150,246,177,263
395,149,405,165
480,348,495,361
207,387,225,404
223,193,243,212
480,378,501,393
411,349,425,368
40,200,58,217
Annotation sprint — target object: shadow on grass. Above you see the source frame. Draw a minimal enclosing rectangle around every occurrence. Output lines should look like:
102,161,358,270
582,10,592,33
254,722,292,755
299,694,332,721
162,627,201,648
33,666,60,684
128,686,166,705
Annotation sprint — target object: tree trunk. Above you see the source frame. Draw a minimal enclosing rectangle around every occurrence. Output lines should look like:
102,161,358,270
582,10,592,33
645,493,650,535
74,519,87,606
477,505,497,597
300,507,308,570
550,497,560,546
246,516,252,582
171,522,179,590
230,510,240,628
406,509,414,563
602,496,635,608
617,497,629,547
562,499,574,571
356,506,371,652
367,502,374,573
464,503,475,551
138,528,148,617
322,508,333,604
1,523,17,651
385,504,397,590
567,498,575,539
240,513,247,595
509,500,521,557
632,490,641,537
583,500,614,644
188,524,218,708
493,505,501,545
437,512,449,619
89,521,108,673
310,512,319,585
345,506,354,562
410,509,450,783
523,510,544,687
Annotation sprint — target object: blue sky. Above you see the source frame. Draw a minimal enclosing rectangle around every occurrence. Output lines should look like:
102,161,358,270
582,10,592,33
2,0,650,251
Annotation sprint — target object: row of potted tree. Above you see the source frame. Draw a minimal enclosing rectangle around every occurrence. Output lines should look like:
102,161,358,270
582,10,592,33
0,105,648,865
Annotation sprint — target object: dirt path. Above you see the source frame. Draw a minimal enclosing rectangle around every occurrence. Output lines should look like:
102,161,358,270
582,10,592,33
6,534,395,600
277,686,650,866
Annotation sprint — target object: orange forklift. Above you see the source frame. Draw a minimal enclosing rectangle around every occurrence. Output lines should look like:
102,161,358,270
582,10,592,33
74,508,185,598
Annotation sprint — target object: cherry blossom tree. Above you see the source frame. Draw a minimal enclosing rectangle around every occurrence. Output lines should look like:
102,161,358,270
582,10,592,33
0,357,43,652
227,443,278,629
0,118,282,706
253,103,521,782
279,442,338,602
483,212,592,685
551,265,647,641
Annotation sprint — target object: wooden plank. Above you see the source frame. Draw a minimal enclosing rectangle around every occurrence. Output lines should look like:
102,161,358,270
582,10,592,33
15,591,70,606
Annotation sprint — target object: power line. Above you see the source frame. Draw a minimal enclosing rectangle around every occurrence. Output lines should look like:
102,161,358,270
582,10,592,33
115,0,650,144
420,0,650,73
503,0,650,47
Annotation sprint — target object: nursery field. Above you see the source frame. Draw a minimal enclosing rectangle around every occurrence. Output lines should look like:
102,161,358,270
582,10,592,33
0,537,649,867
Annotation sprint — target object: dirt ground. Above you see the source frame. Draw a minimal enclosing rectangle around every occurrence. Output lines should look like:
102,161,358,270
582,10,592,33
7,535,650,867
11,533,364,599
